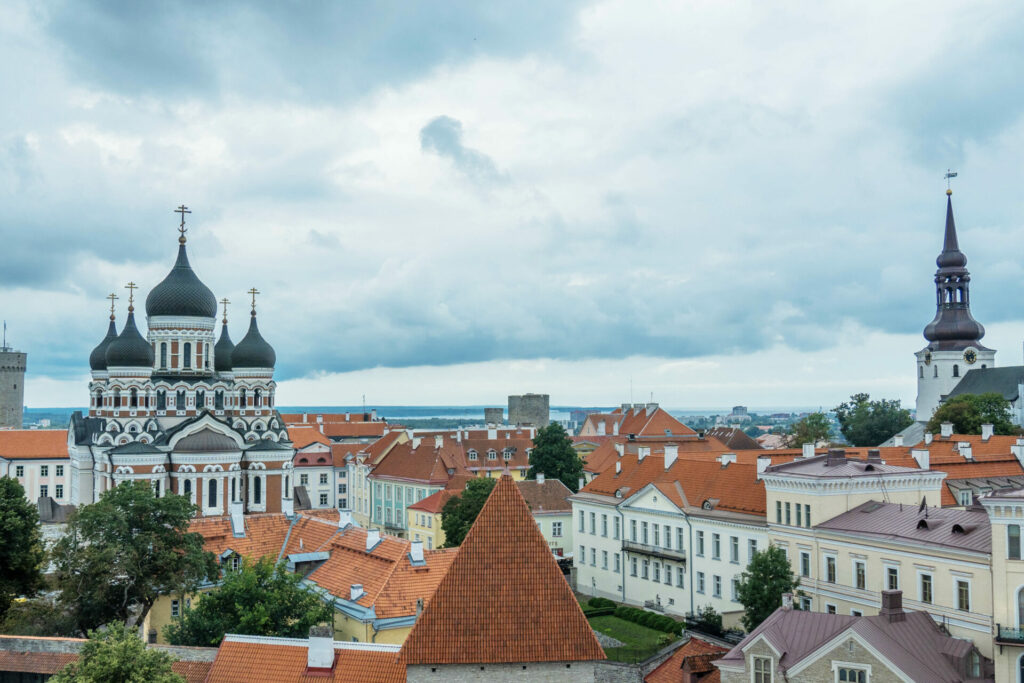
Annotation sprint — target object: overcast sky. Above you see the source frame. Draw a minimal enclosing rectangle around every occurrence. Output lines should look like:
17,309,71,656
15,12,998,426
4,1,1024,410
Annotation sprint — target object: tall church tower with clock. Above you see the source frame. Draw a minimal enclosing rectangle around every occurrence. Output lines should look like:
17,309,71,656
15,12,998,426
915,190,995,419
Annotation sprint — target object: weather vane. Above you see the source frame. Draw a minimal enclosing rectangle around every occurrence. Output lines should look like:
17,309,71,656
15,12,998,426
107,292,119,320
247,287,260,315
945,169,958,194
220,297,230,324
175,205,191,243
125,282,138,311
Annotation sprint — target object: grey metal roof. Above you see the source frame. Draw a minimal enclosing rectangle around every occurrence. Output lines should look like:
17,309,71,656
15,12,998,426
947,365,1024,403
232,314,276,369
145,243,217,318
105,311,155,367
764,454,921,479
70,412,106,445
89,319,118,371
247,439,294,452
108,441,164,455
814,500,991,554
175,428,240,453
878,420,926,448
214,322,234,372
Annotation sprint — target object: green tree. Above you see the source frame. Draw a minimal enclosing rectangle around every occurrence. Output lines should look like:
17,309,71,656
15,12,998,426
926,392,1018,436
441,478,497,547
834,393,914,447
735,545,800,632
51,623,183,683
0,597,77,637
52,481,218,635
786,412,832,447
164,557,333,647
527,423,584,492
0,477,46,617
691,604,723,637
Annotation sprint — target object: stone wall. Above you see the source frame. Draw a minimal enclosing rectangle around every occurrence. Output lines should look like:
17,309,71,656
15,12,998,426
0,350,26,428
508,393,550,429
407,661,597,682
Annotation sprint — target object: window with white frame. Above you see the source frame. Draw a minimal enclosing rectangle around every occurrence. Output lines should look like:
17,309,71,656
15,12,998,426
40,485,48,498
753,655,772,683
319,473,328,485
614,517,621,539
749,538,757,559
836,665,867,682
664,563,672,585
1009,524,1021,560
171,600,180,618
712,533,720,560
319,493,328,506
653,561,660,582
730,536,739,563
653,524,660,546
468,450,478,460
696,530,704,556
631,519,637,541
40,465,48,477
579,510,585,532
731,577,739,601
825,555,836,583
579,545,585,562
56,465,64,476
886,566,899,591
231,555,240,571
677,527,685,550
55,484,63,499
642,521,649,544
602,550,608,569
826,603,837,614
800,551,810,577
799,596,811,610
713,575,721,598
590,548,596,566
601,514,608,537
590,512,596,535
642,559,649,579
15,465,23,477
854,560,866,590
696,571,705,593
552,521,562,537
919,573,933,603
676,566,684,588
956,579,971,612
631,557,638,576
300,473,309,486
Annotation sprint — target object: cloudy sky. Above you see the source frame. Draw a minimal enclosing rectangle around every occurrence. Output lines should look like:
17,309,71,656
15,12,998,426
4,1,1024,410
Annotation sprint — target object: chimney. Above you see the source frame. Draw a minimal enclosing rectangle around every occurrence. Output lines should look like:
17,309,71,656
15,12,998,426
302,412,308,423
718,453,737,467
940,422,954,438
409,540,424,564
781,593,793,610
282,495,294,517
338,510,353,528
371,409,377,421
825,448,846,466
318,423,324,434
615,461,621,475
1012,443,1024,467
638,446,650,461
434,434,443,449
366,529,380,552
229,500,245,538
664,444,678,469
412,437,422,449
488,427,497,440
867,449,882,464
615,442,624,457
893,434,904,447
537,472,545,485
597,421,606,436
911,448,930,470
981,423,994,441
456,430,462,443
612,421,619,436
345,411,350,421
757,455,772,474
350,584,364,601
802,443,815,459
959,442,973,460
578,477,585,491
878,590,905,623
924,432,934,445
416,598,424,619
307,624,334,670
317,414,323,424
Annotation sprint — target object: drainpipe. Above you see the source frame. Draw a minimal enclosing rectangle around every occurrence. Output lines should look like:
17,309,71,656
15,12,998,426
687,514,694,619
618,504,627,604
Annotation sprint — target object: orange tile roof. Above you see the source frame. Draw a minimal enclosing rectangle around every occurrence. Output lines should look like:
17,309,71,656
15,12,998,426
0,429,68,460
204,636,405,683
463,436,534,472
172,659,213,683
370,440,468,485
583,435,733,474
516,478,573,513
400,474,605,665
581,407,696,439
407,489,454,514
287,425,332,450
320,422,389,439
0,650,76,674
645,636,727,683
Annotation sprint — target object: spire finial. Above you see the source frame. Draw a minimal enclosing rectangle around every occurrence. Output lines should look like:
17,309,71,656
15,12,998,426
124,282,138,312
107,292,119,320
220,297,230,324
945,169,957,195
247,287,260,317
175,205,191,244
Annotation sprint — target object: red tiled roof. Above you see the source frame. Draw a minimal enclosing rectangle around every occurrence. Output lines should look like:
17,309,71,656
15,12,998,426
370,440,468,486
407,489,454,514
0,650,77,674
400,475,605,665
645,636,727,683
204,637,405,683
516,478,573,513
320,422,389,439
287,425,332,450
581,407,696,439
0,430,68,460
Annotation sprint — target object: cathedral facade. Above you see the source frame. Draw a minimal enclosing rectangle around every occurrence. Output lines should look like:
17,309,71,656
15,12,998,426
68,213,296,516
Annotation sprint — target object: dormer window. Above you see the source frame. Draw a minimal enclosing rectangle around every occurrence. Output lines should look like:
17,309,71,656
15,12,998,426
487,449,497,461
468,450,478,461
753,656,772,683
503,450,512,461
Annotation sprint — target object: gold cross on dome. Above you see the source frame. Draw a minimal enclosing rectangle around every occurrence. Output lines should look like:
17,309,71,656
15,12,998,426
175,205,191,243
247,288,260,313
125,282,138,310
220,297,230,323
107,292,119,319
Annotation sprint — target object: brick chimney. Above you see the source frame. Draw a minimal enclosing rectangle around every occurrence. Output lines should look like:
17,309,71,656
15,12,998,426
866,449,882,464
306,624,334,671
825,448,846,466
879,590,905,622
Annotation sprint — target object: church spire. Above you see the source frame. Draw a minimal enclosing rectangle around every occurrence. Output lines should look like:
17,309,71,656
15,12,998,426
937,189,967,268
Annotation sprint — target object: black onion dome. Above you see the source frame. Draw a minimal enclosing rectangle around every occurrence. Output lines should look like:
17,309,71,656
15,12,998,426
214,322,235,372
145,244,217,318
89,319,118,371
105,311,155,367
232,314,276,369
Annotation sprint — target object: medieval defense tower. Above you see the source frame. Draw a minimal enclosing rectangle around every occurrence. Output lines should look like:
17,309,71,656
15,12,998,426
0,331,26,428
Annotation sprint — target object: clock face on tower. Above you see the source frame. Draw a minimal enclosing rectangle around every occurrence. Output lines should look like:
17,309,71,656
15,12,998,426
964,349,978,364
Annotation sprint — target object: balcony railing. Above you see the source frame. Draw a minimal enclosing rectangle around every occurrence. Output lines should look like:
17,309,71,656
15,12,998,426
997,625,1024,645
622,540,687,562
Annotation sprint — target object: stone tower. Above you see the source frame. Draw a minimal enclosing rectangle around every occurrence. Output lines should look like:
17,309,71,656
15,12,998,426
508,393,550,428
0,336,26,428
915,190,995,419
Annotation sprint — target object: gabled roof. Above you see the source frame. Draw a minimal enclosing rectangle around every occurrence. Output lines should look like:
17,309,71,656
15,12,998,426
814,500,991,554
646,636,727,683
287,425,332,450
581,405,696,439
407,489,454,514
203,635,404,683
0,430,67,460
370,440,468,485
516,477,573,513
400,475,605,665
704,427,762,450
947,365,1024,402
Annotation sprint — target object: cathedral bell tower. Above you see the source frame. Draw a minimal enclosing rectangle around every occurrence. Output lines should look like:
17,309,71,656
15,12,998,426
915,189,995,419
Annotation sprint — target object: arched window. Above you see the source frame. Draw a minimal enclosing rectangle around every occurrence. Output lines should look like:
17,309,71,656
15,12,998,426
953,364,960,378
254,389,262,408
196,390,205,409
231,477,237,503
94,390,102,408
919,366,924,379
204,344,210,369
239,388,247,408
153,479,161,497
215,390,224,410
208,479,217,508
160,343,168,369
183,342,192,369
253,477,262,505
284,475,290,498
184,479,192,498
176,390,186,410
130,388,138,408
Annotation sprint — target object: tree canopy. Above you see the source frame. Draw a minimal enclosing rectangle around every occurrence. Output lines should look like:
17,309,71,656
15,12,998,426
527,423,584,492
441,477,497,547
164,557,333,647
735,545,801,632
926,392,1018,436
786,412,832,448
0,477,46,617
834,393,914,447
51,481,218,635
51,623,183,683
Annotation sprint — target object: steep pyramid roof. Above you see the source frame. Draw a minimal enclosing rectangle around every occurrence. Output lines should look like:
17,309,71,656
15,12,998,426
400,474,605,666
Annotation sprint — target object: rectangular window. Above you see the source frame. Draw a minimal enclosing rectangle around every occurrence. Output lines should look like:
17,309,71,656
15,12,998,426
837,667,866,683
785,502,791,525
319,493,328,506
614,517,621,539
641,521,649,544
55,484,63,499
300,474,309,486
601,514,608,537
642,560,649,579
40,485,48,498
850,610,862,617
664,563,672,585
602,551,608,569
730,536,739,563
15,465,23,477
614,553,620,573
855,561,866,590
731,577,739,601
696,531,705,556
631,519,637,541
653,524,660,547
776,500,782,524
677,527,685,551
795,503,802,527
887,566,899,591
697,571,705,593
580,545,585,562
800,551,810,577
664,525,671,548
825,556,836,583
171,600,180,618
579,510,585,532
653,562,660,582
1010,525,1022,560
712,533,720,560
799,596,811,610
920,574,933,603
676,566,684,588
713,575,722,598
552,521,562,537
631,558,638,576
804,504,811,527
749,539,757,560
826,603,837,614
753,656,772,683
40,465,48,477
591,548,597,566
957,579,970,612
590,512,596,535
319,473,328,485
56,465,64,476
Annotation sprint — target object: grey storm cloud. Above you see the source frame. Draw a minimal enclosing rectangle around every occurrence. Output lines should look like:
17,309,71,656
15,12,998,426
419,116,508,185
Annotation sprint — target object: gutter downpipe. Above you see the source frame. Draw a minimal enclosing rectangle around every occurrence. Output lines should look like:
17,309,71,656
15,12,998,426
618,504,627,603
687,512,694,618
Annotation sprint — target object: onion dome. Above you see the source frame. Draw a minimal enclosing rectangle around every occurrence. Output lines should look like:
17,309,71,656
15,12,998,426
145,242,217,319
105,309,155,367
923,191,985,345
215,322,234,372
936,191,968,269
232,309,276,369
89,318,118,371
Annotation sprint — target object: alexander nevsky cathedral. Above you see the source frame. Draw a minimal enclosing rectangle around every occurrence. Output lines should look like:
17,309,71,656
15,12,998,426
67,208,296,516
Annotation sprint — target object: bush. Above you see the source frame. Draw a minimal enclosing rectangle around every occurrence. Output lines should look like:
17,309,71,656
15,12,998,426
608,605,679,633
588,597,616,609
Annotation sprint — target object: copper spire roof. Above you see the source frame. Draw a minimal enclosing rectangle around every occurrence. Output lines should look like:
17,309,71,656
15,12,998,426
400,474,605,666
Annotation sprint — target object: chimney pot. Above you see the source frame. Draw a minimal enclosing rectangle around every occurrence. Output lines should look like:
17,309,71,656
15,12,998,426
664,444,678,469
781,593,793,610
434,434,443,449
412,437,422,449
940,422,954,438
802,443,815,459
879,590,905,622
307,624,334,670
366,529,380,552
825,448,846,466
981,423,994,441
924,432,933,445
912,448,930,470
615,461,621,475
757,455,772,473
537,472,545,485
615,442,624,456
578,477,585,491
338,510,353,528
893,434,904,447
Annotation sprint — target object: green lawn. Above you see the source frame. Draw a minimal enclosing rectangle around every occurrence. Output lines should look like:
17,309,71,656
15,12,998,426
589,615,676,663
